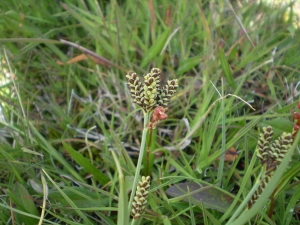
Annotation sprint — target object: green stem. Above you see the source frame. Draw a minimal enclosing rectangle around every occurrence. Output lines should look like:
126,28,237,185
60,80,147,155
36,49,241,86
128,111,150,213
130,218,140,225
217,79,225,186
145,129,153,176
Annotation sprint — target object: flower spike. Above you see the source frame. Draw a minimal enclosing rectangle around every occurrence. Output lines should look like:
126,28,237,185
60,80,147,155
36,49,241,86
126,68,179,113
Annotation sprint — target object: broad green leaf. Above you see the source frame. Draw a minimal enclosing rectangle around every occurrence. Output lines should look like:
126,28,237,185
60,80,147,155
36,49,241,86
63,142,109,185
166,182,236,213
11,182,39,225
259,118,294,135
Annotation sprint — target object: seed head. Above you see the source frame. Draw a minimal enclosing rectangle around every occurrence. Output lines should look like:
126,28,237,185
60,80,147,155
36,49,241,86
131,176,151,220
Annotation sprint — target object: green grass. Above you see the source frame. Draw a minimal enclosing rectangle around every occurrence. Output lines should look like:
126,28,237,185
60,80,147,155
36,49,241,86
0,0,300,224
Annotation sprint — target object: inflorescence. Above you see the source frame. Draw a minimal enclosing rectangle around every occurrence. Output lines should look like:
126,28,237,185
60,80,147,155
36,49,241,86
126,68,178,113
131,176,151,220
248,126,293,208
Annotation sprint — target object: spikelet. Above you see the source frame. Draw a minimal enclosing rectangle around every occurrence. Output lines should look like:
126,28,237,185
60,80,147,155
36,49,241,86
256,126,273,164
131,176,151,220
143,72,158,112
126,71,144,107
156,79,179,107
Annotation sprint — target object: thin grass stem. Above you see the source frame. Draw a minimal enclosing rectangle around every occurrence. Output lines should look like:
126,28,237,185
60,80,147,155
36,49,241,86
217,78,225,186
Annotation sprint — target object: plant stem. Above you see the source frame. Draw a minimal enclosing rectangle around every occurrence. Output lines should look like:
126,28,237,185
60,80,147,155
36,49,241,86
145,129,153,176
128,111,150,213
130,218,139,225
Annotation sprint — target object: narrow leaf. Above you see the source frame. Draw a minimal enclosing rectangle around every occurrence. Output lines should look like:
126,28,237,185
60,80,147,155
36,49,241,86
141,28,170,68
176,56,201,76
219,48,236,88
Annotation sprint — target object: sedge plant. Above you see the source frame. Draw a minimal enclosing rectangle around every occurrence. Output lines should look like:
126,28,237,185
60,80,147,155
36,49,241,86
125,68,178,222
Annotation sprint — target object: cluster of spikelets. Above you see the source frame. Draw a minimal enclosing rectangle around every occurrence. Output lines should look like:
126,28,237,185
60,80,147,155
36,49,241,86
126,68,178,112
131,176,151,220
248,126,293,208
126,69,178,220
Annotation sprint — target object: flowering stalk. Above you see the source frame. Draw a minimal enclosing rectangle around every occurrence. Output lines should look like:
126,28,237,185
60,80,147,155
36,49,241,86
128,112,150,213
125,68,178,219
145,106,168,175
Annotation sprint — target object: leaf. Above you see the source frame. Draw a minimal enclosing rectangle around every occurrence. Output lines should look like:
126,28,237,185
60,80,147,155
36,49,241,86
219,48,236,88
259,118,294,135
166,182,236,213
48,187,109,208
176,56,201,76
140,28,170,68
63,142,110,185
11,182,39,225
